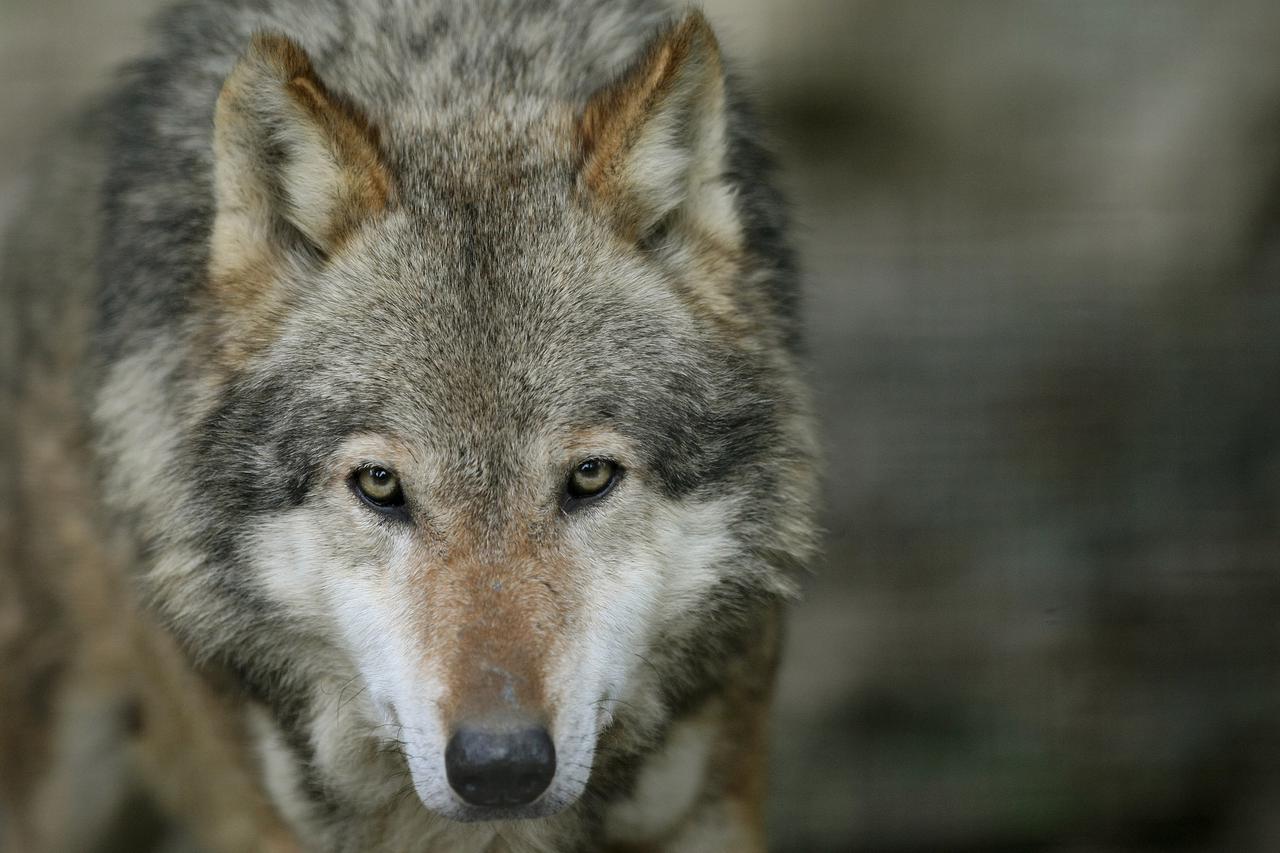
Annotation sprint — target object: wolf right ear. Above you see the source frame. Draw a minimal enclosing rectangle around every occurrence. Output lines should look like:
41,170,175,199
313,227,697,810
577,12,738,247
210,33,390,276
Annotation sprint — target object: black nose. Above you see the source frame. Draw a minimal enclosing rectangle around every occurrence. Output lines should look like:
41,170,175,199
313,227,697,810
445,721,556,807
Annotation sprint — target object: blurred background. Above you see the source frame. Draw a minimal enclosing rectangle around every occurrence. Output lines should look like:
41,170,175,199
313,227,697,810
5,1,1280,850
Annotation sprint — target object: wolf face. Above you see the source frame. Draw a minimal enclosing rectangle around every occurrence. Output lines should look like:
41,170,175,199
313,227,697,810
93,2,815,840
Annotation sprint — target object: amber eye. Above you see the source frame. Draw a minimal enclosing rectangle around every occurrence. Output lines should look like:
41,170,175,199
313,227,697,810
353,466,405,509
566,458,620,503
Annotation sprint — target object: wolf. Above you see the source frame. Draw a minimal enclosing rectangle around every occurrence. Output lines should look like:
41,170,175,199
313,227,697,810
0,0,818,850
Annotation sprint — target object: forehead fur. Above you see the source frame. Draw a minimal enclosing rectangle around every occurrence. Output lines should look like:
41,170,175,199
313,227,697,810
251,179,771,482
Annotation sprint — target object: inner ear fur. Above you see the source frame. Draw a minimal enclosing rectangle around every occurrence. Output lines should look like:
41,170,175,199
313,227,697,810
210,32,391,278
578,11,737,246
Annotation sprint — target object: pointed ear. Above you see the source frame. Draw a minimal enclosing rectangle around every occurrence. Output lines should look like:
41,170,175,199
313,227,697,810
578,11,738,246
211,33,391,275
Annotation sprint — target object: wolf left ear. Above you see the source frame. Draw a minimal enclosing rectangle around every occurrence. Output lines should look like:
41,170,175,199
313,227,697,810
211,33,390,276
578,11,738,247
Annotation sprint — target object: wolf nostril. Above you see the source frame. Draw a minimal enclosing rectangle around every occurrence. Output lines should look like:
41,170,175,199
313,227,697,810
445,721,556,808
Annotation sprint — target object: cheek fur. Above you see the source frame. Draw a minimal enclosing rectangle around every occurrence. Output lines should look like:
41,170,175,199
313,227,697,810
565,493,742,640
248,508,338,626
246,500,414,642
544,494,744,736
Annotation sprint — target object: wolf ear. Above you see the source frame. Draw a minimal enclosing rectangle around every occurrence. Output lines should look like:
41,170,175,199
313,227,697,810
211,33,390,272
578,11,737,246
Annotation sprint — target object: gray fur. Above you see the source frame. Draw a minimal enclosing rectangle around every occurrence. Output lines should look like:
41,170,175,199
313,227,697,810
5,0,817,849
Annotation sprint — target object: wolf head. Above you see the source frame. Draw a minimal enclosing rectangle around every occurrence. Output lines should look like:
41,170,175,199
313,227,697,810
98,8,816,827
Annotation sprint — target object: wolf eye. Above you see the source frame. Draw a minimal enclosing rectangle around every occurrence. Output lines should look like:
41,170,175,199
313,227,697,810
565,458,620,505
352,466,405,509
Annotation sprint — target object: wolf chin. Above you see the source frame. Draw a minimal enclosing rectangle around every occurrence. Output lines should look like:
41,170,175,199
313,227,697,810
0,0,818,850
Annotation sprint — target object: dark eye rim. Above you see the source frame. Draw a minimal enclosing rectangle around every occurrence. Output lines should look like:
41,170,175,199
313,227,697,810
349,464,410,518
562,458,623,511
